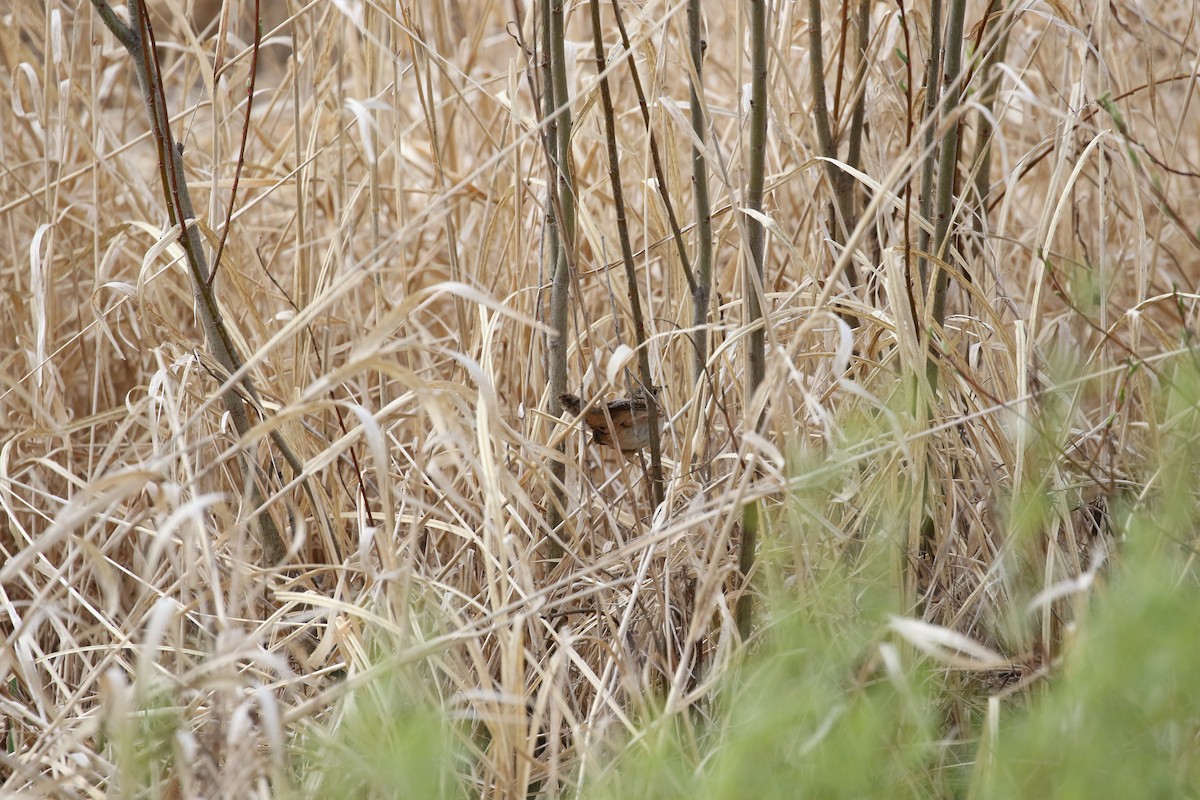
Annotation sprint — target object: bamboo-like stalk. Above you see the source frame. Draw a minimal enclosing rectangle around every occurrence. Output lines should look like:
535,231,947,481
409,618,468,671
588,0,664,509
91,0,293,562
542,0,577,559
684,0,715,689
547,0,575,420
831,0,852,122
806,0,860,305
968,0,1011,254
746,2,768,394
915,0,969,590
549,0,576,326
689,0,714,384
846,0,878,268
915,0,945,294
928,0,969,366
845,0,871,184
538,0,558,265
738,0,770,641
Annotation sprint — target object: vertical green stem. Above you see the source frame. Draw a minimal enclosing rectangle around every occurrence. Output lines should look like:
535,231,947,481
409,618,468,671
547,0,575,416
845,0,871,177
541,0,577,560
915,0,945,294
928,0,969,379
969,1,1010,253
739,0,770,641
689,0,714,384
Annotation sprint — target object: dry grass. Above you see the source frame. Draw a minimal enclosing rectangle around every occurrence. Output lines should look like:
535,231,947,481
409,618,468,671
2,0,1199,796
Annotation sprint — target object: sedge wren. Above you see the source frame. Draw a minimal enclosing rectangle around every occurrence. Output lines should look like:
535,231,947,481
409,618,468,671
559,388,664,453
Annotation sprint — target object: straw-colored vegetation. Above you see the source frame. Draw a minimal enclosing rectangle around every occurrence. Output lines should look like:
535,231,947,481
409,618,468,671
3,0,1200,796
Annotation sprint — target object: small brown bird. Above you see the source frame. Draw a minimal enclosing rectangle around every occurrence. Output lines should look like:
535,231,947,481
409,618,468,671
559,389,664,453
